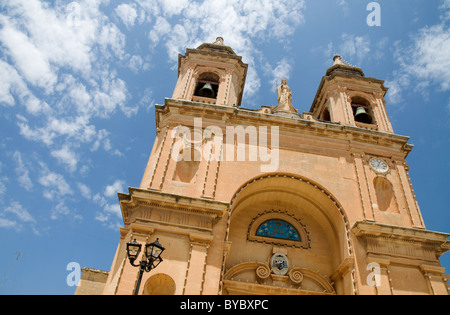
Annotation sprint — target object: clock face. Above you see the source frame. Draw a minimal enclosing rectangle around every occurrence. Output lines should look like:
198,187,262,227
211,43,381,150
370,158,389,173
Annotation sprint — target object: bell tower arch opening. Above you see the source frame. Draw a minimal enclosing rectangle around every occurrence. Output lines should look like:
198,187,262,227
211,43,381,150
351,96,374,125
320,105,331,122
193,72,220,100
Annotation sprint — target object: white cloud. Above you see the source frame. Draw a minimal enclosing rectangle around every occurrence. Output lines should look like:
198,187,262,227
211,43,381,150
38,168,73,200
104,203,122,218
149,16,171,44
440,0,450,20
0,177,6,197
320,32,384,73
78,183,92,200
13,151,33,191
337,0,349,13
115,3,138,28
159,0,190,17
91,129,111,152
51,200,82,222
5,201,36,223
0,0,93,79
0,59,32,108
337,34,371,66
400,24,450,91
387,4,450,106
92,179,125,227
104,180,125,197
0,162,7,196
128,55,145,73
0,217,17,229
1,0,131,158
51,145,79,173
98,22,126,59
270,58,293,88
0,17,57,91
1,201,39,234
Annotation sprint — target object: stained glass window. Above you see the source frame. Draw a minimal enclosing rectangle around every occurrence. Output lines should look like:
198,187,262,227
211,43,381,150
256,219,301,241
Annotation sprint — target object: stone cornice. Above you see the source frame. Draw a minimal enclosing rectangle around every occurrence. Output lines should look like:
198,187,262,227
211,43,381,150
155,98,413,158
352,221,450,259
352,221,450,243
119,187,229,228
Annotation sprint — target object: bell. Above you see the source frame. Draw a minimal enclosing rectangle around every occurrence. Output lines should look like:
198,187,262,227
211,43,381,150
354,106,372,124
198,83,216,98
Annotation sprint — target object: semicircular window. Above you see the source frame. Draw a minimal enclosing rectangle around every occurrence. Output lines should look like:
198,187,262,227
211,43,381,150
256,219,300,241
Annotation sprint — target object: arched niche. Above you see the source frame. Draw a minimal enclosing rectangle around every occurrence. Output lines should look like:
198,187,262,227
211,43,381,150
171,128,203,183
173,147,201,183
320,106,331,122
143,273,176,295
222,174,351,295
374,176,398,212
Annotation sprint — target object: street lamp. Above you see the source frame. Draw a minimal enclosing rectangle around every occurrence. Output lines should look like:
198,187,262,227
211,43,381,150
126,238,165,295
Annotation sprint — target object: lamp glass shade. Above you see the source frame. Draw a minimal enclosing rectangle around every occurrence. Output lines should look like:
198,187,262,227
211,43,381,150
152,256,163,269
126,239,141,261
145,238,165,260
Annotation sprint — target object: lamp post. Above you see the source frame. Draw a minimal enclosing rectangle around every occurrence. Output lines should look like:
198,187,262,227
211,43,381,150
126,238,165,295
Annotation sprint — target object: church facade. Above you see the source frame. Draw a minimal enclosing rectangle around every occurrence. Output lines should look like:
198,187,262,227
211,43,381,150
76,38,449,295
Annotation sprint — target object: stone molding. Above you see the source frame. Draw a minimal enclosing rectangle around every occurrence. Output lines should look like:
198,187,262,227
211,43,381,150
156,98,413,160
119,187,228,232
352,221,450,263
223,261,335,295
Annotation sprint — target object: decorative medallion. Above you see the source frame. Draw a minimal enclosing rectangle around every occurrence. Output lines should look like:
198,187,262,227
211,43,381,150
270,253,289,275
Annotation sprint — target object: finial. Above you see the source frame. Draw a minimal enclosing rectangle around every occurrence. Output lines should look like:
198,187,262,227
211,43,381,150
213,37,224,45
333,54,343,65
333,54,350,66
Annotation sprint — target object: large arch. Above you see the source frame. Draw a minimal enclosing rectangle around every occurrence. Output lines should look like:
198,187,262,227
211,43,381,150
221,173,354,295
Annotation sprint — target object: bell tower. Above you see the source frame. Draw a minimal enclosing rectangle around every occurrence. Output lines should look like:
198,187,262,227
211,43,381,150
310,55,394,133
172,37,248,107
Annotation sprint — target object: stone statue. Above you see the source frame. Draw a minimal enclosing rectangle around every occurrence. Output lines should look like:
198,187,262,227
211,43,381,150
275,78,296,114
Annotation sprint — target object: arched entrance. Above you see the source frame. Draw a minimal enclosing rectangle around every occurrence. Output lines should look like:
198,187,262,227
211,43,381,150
221,174,353,295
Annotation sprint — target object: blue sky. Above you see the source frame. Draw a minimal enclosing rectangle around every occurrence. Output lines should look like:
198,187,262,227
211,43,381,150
0,0,449,294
